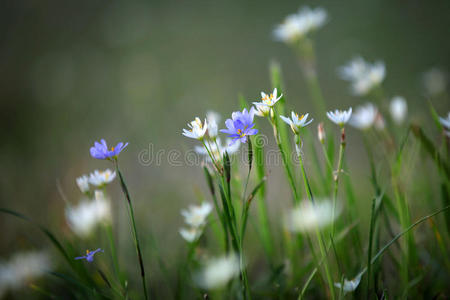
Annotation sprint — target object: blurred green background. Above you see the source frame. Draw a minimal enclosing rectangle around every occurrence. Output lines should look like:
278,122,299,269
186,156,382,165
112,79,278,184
1,0,449,271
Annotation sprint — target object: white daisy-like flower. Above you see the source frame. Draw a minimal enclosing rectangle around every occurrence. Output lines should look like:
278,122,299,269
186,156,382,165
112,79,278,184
439,112,450,137
194,138,240,162
88,169,116,187
181,202,213,228
253,88,282,108
182,117,208,140
285,200,339,233
389,96,407,124
334,273,363,294
65,191,112,237
76,175,90,193
179,227,202,243
280,111,313,134
206,111,220,138
423,68,447,96
273,7,327,43
339,57,386,96
0,251,52,297
349,103,378,130
194,254,240,290
253,102,271,117
327,107,352,127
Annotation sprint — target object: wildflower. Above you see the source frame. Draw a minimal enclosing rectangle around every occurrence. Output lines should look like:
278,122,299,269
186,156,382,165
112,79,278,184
253,102,271,117
194,254,240,289
88,169,116,187
194,138,240,162
280,111,313,134
65,191,111,237
182,117,208,140
326,108,352,127
181,202,213,228
349,103,378,130
439,112,450,137
0,251,51,297
423,68,447,96
253,88,282,108
76,175,90,193
90,139,128,160
220,108,258,144
339,57,385,96
285,200,339,233
206,111,220,138
74,248,104,262
317,122,325,143
334,273,363,294
389,96,407,124
179,227,202,243
273,7,327,43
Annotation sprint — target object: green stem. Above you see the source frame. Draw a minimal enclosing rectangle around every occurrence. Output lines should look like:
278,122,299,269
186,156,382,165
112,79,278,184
104,224,125,287
331,127,346,237
115,161,149,300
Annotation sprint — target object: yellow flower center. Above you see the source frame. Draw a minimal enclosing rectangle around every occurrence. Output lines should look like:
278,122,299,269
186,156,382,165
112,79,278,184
111,147,115,152
237,129,246,138
296,113,305,120
86,250,90,255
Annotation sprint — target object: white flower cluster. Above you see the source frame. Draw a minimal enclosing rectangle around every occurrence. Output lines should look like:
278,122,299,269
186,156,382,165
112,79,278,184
285,200,338,233
194,254,240,290
179,202,213,242
339,57,386,96
76,169,116,193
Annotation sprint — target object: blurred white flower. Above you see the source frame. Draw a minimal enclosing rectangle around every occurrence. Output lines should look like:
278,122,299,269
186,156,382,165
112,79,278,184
280,111,313,134
339,57,385,96
349,103,378,130
285,200,339,232
194,138,240,162
273,7,327,43
76,175,90,193
423,68,447,96
88,169,116,187
65,191,111,237
181,202,213,228
194,254,240,289
253,102,271,117
253,88,282,108
179,227,202,243
206,111,221,138
389,96,407,124
439,112,450,137
182,117,208,140
0,251,51,297
334,273,362,294
327,108,352,127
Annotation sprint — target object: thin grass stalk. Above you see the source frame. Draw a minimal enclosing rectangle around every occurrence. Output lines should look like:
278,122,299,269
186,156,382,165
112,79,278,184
115,161,149,300
104,224,125,287
331,127,346,236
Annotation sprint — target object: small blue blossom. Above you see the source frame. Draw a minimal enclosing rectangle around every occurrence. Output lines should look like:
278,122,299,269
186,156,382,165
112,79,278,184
220,108,258,144
90,139,128,160
75,248,104,262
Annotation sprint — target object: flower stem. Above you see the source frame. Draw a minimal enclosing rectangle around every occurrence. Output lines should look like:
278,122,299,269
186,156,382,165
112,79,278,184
331,127,346,237
115,161,149,300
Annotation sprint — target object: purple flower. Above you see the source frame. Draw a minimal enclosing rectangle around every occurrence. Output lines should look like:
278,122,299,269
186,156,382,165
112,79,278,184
220,108,258,144
75,248,104,262
90,139,128,160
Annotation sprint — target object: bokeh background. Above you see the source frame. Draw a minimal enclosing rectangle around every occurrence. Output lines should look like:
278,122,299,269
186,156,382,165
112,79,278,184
1,0,449,292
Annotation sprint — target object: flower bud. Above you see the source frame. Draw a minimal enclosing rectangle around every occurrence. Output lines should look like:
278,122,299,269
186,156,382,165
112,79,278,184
318,122,325,144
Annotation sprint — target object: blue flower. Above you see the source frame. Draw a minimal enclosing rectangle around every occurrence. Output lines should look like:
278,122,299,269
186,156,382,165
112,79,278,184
90,139,128,160
220,108,258,144
75,248,104,262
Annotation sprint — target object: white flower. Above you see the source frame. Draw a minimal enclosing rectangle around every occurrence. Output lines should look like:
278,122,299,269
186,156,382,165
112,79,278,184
253,88,282,108
88,169,116,187
194,138,240,162
0,251,51,297
206,111,221,138
182,117,208,140
76,175,90,193
280,111,313,134
65,191,111,237
327,107,352,126
349,103,378,130
285,200,339,232
334,273,363,294
423,68,447,96
439,112,450,137
194,254,240,289
253,102,271,117
389,96,407,124
179,227,202,243
339,57,385,96
181,202,213,228
273,7,327,43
